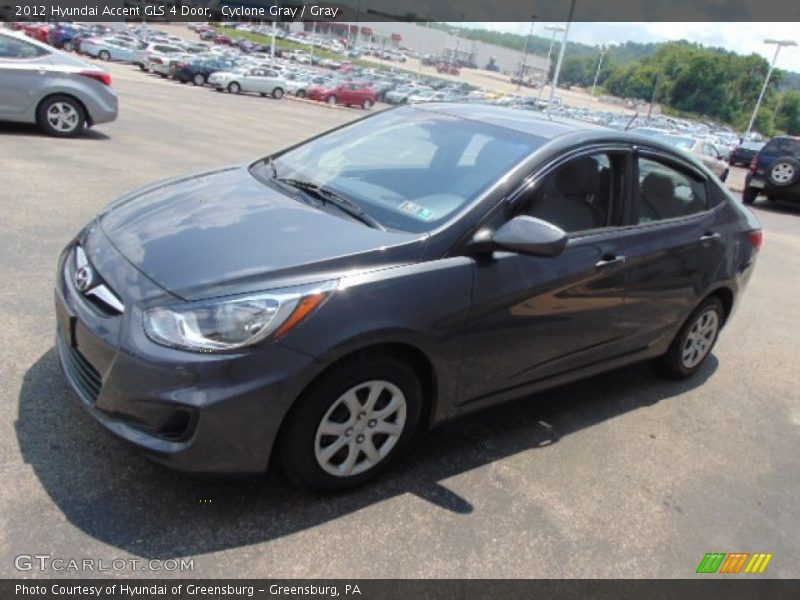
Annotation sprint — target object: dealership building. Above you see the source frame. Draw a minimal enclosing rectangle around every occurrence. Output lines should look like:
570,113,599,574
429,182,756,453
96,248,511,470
292,21,550,80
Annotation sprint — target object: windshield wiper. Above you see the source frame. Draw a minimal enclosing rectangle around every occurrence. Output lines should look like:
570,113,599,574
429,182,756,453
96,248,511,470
277,178,385,231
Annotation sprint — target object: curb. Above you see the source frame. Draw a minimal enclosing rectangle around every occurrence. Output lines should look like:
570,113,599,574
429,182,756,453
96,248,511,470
285,94,369,112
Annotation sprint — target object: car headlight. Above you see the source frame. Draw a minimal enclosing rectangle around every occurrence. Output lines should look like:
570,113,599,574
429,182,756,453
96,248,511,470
143,280,337,352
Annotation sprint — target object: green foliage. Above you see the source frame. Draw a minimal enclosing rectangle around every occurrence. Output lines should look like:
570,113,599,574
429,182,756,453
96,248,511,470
774,91,800,135
438,24,800,131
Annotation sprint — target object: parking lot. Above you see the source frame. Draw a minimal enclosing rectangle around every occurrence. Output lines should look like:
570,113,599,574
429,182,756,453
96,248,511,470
2,58,799,579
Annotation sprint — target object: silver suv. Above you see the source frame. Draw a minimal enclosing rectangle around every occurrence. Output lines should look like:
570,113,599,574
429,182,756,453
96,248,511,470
0,30,118,137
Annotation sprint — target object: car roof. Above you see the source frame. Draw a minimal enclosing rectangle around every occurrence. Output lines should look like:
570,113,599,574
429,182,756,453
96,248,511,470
413,103,613,139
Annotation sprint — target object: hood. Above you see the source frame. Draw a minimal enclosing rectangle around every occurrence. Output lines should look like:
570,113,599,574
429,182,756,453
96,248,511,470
98,166,425,301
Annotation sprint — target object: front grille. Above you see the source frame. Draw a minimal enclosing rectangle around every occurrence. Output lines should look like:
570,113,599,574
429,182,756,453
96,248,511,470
65,246,124,315
59,334,102,403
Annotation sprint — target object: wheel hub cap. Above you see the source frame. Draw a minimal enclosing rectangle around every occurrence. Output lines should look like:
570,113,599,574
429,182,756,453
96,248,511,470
314,380,407,477
681,309,719,368
47,103,79,132
772,163,794,183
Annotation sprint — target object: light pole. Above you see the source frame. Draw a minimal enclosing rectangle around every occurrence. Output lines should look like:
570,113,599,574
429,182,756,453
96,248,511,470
745,39,797,139
450,14,464,74
590,44,606,101
539,25,565,100
270,2,277,65
549,0,577,107
516,15,537,91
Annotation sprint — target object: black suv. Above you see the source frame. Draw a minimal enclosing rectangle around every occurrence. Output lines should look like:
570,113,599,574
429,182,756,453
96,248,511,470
743,135,800,205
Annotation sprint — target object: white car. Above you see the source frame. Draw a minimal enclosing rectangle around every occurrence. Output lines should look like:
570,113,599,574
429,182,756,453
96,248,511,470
406,89,435,104
133,42,183,72
285,77,311,97
209,67,286,98
80,38,139,62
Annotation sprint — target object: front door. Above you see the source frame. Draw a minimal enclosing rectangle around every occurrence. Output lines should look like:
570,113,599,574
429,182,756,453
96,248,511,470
458,149,634,404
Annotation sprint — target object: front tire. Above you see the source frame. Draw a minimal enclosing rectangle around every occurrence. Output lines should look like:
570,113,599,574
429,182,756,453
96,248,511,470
657,297,724,379
227,81,241,94
362,99,373,109
98,50,110,61
296,89,306,98
37,95,86,138
326,95,337,105
720,168,729,182
279,355,423,491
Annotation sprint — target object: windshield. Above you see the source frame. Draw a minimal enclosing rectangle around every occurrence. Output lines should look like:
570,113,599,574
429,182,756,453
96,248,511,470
253,109,542,233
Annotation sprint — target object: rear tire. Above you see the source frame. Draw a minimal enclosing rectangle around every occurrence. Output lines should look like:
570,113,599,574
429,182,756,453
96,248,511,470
296,89,306,98
272,87,284,100
742,187,758,205
362,99,373,109
193,73,205,86
327,95,337,105
37,95,86,138
656,297,724,380
279,355,423,491
720,169,729,182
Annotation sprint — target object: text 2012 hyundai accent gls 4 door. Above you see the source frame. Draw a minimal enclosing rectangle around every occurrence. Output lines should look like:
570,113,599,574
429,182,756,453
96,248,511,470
55,105,762,490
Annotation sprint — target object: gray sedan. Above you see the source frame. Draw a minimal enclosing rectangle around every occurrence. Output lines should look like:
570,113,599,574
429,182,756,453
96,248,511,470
0,30,118,137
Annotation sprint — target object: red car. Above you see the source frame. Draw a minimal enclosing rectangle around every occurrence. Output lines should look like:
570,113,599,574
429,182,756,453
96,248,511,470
213,35,233,46
436,62,460,76
307,82,376,109
24,23,54,43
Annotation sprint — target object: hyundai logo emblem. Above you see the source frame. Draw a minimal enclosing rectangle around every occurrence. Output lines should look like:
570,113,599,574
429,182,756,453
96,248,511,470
74,265,95,292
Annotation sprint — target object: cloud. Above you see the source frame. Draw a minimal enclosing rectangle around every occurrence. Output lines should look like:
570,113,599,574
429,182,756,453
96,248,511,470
465,22,800,72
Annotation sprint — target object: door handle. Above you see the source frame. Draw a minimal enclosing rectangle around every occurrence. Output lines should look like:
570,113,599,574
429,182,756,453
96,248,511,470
700,232,721,242
595,254,626,268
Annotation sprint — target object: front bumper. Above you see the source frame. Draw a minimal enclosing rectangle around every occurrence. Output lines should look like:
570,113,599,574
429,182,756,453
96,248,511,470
54,231,323,475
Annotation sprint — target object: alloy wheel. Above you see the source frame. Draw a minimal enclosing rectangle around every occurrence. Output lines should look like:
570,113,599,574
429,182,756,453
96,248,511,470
46,102,80,133
314,380,407,477
681,309,719,369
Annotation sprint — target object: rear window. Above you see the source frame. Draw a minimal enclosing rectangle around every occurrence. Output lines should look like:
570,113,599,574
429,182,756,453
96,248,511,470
0,34,49,59
762,137,800,159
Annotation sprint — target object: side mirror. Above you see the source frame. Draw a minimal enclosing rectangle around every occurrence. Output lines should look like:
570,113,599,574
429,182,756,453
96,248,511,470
471,216,568,257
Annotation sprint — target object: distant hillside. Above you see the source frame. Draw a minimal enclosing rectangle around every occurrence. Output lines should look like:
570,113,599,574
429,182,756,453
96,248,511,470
431,23,800,134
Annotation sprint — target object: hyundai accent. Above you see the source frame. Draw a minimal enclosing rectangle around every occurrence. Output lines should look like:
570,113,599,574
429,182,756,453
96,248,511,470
55,105,762,490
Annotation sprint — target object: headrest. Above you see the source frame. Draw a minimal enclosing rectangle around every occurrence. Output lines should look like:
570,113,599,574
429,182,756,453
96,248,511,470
641,172,675,201
555,157,600,196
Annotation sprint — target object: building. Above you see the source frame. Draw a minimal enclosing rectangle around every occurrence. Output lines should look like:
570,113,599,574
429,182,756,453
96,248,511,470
294,21,549,77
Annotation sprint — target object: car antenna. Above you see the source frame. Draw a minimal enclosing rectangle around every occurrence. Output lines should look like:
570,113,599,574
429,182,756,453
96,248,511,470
624,112,640,131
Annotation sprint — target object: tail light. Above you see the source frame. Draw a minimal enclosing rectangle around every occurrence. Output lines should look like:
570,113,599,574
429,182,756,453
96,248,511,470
80,71,112,86
748,230,763,251
749,155,758,175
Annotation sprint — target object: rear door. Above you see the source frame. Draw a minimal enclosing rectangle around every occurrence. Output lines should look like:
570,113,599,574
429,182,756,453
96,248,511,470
243,68,266,93
0,34,53,118
609,149,728,353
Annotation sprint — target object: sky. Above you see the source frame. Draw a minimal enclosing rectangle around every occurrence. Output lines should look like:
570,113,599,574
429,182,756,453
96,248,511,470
468,22,800,73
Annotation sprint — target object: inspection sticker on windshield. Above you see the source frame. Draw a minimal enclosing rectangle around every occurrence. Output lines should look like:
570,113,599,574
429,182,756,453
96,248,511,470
399,201,436,221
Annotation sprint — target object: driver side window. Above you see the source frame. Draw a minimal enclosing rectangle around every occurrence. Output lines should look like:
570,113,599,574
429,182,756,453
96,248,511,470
518,152,620,233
